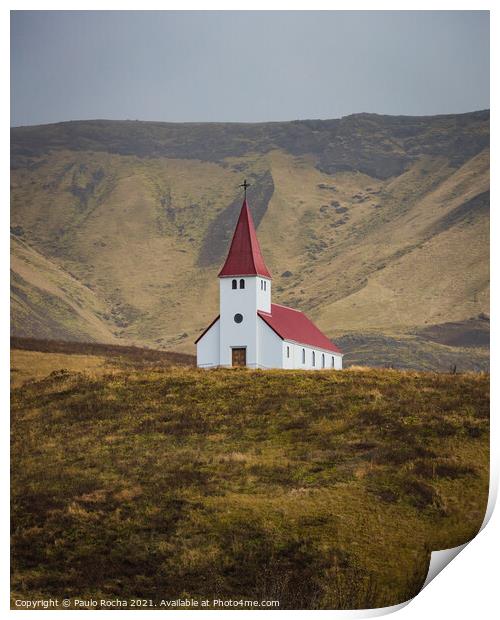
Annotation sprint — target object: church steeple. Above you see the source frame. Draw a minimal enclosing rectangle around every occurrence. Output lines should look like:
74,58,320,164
196,182,343,370
218,197,272,279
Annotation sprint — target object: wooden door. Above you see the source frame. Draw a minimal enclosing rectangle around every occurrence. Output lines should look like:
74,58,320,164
232,348,246,367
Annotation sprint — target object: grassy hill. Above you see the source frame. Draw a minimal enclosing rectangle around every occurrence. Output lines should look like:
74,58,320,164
11,346,489,609
10,337,195,387
11,112,489,368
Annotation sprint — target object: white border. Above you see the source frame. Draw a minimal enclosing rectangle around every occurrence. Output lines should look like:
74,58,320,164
4,3,495,618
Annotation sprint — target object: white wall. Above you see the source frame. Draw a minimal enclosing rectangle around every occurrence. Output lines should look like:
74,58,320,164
219,276,262,367
257,319,343,370
258,318,283,369
196,319,220,368
282,340,343,370
256,277,271,313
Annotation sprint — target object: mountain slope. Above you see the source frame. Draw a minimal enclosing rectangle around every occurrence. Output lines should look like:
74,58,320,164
11,236,118,343
10,112,489,363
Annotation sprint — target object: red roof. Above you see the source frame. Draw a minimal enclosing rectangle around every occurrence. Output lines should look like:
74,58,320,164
258,304,342,353
218,199,272,278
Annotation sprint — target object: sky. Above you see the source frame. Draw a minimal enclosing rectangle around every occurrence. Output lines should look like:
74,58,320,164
10,10,490,127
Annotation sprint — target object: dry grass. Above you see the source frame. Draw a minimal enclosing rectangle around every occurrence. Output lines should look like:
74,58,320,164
10,338,195,388
10,349,109,388
11,350,489,609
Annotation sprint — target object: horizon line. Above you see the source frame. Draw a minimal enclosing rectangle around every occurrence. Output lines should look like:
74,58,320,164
10,108,490,130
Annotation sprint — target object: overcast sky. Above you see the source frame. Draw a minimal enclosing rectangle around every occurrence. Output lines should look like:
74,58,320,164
11,10,489,127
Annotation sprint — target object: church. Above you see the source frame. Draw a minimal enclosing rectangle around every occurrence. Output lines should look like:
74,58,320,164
195,187,343,370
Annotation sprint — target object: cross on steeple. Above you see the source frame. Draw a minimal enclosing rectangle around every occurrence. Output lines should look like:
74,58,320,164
239,179,250,199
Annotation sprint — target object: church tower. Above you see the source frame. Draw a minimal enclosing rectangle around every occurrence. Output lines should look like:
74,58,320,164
195,181,343,370
217,193,272,368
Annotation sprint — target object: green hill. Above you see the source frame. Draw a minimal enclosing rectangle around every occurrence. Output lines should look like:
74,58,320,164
11,112,489,368
11,354,489,609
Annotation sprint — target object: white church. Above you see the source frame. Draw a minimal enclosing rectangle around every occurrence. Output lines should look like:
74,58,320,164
195,188,343,370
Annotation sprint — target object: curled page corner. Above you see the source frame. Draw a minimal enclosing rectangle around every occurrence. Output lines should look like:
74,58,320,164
421,543,468,590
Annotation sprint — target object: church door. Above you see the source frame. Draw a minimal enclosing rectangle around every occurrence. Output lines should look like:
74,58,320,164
232,348,246,367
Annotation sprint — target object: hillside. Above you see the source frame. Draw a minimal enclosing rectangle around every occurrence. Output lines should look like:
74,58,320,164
335,315,489,372
11,112,490,367
10,337,195,387
11,353,489,609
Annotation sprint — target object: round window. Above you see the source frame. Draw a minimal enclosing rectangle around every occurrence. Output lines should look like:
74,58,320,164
234,313,243,324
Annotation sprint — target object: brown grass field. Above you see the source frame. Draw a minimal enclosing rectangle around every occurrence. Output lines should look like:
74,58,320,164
11,341,489,609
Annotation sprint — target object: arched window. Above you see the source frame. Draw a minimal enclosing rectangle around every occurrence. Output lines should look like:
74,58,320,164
240,279,245,289
264,281,267,291
232,279,237,289
332,356,335,368
302,349,305,364
287,346,290,358
312,351,316,367
322,353,325,368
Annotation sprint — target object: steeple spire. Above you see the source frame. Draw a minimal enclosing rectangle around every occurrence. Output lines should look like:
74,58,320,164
218,195,272,279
